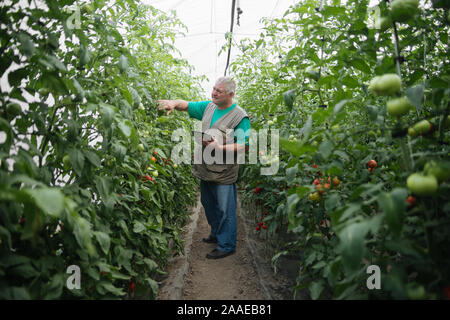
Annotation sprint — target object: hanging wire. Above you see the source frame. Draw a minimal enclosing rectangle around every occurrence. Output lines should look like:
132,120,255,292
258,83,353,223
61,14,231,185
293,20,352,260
224,0,236,76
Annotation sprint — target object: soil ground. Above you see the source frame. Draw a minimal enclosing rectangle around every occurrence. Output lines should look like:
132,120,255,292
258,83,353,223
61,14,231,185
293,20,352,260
182,206,264,300
157,193,303,301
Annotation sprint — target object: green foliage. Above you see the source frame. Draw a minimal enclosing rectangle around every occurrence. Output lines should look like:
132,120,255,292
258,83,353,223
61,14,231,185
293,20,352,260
235,0,450,299
0,0,203,299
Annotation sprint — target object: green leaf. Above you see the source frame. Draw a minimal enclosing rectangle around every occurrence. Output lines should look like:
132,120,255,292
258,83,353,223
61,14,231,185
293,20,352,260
96,281,125,296
17,33,34,57
318,140,333,159
73,217,96,256
286,164,298,184
280,138,316,156
378,188,407,238
366,105,378,121
79,46,90,66
83,150,101,167
282,89,296,109
309,281,324,300
338,221,366,271
45,54,67,72
349,59,371,74
117,118,132,138
99,103,115,127
145,277,159,297
95,176,112,201
68,148,85,177
44,273,65,299
133,220,146,233
129,87,141,108
341,76,359,88
8,68,28,87
405,84,424,112
118,54,129,72
333,99,350,114
25,187,64,217
325,193,340,212
94,231,111,255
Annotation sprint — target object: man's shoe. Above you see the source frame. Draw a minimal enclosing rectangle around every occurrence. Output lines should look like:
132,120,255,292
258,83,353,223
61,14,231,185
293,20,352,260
206,248,235,259
202,236,218,244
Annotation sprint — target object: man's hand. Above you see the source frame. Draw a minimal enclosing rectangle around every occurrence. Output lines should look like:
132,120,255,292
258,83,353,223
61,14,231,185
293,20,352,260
157,100,176,116
157,99,188,116
202,137,220,149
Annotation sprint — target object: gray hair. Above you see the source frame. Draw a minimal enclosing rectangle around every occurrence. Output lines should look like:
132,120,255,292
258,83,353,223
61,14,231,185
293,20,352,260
215,77,236,94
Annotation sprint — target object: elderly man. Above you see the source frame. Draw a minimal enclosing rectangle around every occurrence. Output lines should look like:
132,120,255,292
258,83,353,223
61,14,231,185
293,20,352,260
157,77,250,259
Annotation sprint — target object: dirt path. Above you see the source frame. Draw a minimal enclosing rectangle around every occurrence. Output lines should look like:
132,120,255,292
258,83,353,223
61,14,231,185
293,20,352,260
182,205,265,300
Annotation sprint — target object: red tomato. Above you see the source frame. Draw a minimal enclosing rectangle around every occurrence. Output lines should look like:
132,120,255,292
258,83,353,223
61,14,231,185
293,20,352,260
367,160,377,168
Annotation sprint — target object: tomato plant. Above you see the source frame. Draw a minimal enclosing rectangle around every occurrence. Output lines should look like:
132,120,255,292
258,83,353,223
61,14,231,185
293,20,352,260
236,0,449,299
0,0,203,299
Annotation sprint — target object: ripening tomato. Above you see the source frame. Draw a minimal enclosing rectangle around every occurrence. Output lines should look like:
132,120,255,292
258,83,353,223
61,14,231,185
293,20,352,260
316,184,325,194
332,177,341,187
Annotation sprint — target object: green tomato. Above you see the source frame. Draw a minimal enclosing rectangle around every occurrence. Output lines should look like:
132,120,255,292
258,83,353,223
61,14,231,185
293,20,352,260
386,97,413,117
390,0,419,23
406,173,438,196
408,127,417,137
6,103,22,117
38,88,50,96
412,119,432,135
407,284,426,300
308,192,321,202
138,144,144,152
369,73,402,96
63,154,71,168
173,164,178,168
152,170,158,178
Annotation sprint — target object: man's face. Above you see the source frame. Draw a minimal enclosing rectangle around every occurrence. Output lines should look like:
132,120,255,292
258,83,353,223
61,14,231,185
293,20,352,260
211,83,233,105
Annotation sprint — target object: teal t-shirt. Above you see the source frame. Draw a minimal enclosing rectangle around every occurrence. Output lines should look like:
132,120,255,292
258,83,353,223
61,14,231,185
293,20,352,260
188,101,250,145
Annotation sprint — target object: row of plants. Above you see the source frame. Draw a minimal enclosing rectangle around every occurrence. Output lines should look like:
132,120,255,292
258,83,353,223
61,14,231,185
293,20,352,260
234,0,449,299
0,0,203,299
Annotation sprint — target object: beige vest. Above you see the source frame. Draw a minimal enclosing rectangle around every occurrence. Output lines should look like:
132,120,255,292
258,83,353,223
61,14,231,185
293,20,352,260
192,102,248,185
